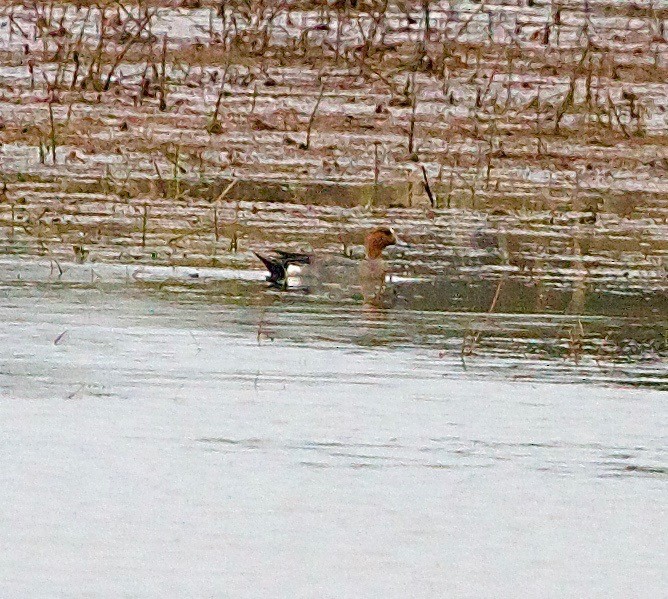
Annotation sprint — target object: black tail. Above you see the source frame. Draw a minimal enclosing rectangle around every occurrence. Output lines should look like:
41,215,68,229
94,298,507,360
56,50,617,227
254,252,287,283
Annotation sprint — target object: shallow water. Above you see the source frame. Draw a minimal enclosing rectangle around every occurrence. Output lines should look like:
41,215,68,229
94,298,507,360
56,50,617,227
0,254,666,597
2,189,667,386
1,0,667,593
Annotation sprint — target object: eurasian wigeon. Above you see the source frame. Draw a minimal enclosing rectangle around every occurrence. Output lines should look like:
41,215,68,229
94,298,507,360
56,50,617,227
254,226,402,302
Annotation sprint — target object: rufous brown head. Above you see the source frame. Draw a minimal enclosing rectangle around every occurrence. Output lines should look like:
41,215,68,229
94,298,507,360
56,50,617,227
365,226,397,259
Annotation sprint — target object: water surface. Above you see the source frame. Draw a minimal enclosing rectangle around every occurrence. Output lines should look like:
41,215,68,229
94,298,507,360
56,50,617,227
0,261,665,598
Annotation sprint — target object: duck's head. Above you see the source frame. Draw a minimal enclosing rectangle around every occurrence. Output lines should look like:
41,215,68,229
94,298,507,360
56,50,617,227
365,226,397,259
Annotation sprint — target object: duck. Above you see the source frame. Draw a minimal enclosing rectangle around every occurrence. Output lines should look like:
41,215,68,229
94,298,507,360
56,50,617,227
254,226,401,302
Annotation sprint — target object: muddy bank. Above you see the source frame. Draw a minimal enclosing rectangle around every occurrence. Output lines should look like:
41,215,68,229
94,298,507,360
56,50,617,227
1,0,667,204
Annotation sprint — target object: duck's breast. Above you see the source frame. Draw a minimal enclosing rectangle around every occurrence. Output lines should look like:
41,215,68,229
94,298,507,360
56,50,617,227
359,258,388,300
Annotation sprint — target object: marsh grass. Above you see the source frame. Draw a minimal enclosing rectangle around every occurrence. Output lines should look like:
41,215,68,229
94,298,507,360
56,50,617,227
0,0,666,306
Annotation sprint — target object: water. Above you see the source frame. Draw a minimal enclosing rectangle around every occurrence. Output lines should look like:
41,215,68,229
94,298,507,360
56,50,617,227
1,0,667,593
0,259,666,598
